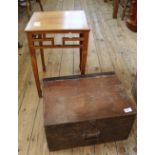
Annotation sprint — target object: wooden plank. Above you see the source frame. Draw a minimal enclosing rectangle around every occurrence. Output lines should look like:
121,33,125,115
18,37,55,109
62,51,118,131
44,0,58,11
73,0,82,75
82,1,137,155
18,11,46,108
94,0,133,90
118,16,137,42
95,143,117,155
52,149,72,155
28,1,65,155
73,146,95,155
74,0,81,10
116,131,137,155
78,0,101,74
18,46,32,112
18,76,40,155
19,48,44,154
19,1,59,155
73,34,81,75
86,0,114,72
73,1,100,154
85,31,102,73
72,1,82,75
80,146,95,155
41,35,63,155
62,0,74,10
27,100,43,155
59,36,74,76
110,16,136,81
18,0,52,111
132,119,137,142
43,135,51,155
19,47,48,154
27,99,49,155
73,2,102,75
49,0,74,154
59,0,74,76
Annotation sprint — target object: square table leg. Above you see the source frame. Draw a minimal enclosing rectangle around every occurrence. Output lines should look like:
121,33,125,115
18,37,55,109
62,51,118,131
27,33,42,97
81,32,89,74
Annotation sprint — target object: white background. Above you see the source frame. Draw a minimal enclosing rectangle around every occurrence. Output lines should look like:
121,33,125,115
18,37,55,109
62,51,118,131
0,0,155,154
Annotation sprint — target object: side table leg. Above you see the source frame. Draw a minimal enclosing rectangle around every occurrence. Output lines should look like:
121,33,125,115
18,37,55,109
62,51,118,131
81,32,89,75
27,33,42,97
113,0,119,18
30,50,42,97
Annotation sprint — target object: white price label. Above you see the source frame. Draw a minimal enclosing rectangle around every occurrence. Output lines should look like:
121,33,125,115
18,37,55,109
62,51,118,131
123,107,132,113
33,22,41,27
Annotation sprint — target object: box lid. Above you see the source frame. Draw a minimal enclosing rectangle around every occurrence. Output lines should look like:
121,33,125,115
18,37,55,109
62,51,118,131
43,72,136,126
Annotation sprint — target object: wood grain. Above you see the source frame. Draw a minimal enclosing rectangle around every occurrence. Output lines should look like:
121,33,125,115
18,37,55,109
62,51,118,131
25,11,90,32
43,73,136,150
43,73,136,125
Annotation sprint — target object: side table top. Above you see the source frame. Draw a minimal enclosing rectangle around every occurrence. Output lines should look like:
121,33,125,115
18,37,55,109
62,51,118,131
25,11,90,32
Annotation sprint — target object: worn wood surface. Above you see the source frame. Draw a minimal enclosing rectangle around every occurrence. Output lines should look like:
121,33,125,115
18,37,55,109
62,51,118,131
43,73,136,151
43,73,136,125
25,11,90,32
19,0,137,154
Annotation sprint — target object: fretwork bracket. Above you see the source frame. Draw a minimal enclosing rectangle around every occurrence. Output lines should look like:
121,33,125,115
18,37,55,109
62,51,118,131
31,34,84,49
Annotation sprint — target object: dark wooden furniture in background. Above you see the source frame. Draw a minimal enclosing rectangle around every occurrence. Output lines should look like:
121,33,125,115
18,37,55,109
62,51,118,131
18,0,43,17
121,0,130,20
113,0,119,18
126,0,137,32
104,0,128,19
25,11,90,97
104,0,137,32
43,72,136,151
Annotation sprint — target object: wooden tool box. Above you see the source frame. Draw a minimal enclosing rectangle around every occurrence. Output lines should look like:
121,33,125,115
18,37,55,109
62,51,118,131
43,72,136,151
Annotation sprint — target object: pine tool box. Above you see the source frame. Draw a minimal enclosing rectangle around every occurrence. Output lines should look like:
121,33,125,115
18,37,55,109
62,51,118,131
43,72,136,151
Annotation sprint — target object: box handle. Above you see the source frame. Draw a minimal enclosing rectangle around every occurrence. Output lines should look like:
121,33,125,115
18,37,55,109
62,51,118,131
83,131,100,140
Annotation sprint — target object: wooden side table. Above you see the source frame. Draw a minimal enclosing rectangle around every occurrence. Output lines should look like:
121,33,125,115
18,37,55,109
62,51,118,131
25,11,90,97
